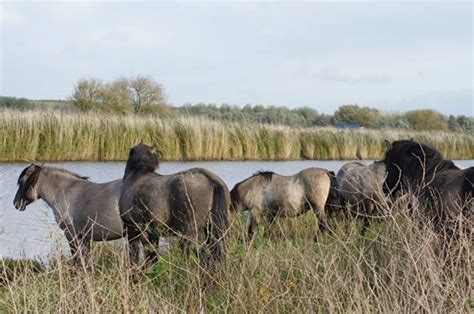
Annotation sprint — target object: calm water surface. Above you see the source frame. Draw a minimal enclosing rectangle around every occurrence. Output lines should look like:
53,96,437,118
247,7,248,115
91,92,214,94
1,160,472,260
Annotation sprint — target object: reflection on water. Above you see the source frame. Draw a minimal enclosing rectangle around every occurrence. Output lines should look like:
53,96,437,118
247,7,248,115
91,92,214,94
0,159,472,260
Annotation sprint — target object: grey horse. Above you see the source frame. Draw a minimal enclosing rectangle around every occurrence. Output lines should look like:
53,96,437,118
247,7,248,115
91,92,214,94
230,168,340,241
13,164,123,264
336,161,387,234
119,144,230,269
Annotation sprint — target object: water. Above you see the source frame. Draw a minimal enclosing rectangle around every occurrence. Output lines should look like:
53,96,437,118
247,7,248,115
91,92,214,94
0,160,472,260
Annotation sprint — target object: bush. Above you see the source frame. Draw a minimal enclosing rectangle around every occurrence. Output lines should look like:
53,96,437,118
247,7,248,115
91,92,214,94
405,109,447,131
334,105,381,128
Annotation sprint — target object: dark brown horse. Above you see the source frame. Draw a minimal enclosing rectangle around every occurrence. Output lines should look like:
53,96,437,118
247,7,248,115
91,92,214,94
382,140,473,236
118,144,230,269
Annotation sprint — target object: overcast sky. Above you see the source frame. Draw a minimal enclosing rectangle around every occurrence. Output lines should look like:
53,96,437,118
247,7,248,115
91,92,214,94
0,1,472,115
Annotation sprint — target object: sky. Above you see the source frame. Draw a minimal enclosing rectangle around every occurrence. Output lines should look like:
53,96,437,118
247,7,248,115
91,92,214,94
0,1,472,116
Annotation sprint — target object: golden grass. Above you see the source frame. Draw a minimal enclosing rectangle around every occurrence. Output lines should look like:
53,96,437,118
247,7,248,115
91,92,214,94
0,109,472,161
0,208,471,312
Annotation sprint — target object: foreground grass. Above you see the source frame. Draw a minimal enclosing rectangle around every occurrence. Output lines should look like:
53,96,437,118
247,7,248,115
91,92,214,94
0,109,473,161
0,211,471,312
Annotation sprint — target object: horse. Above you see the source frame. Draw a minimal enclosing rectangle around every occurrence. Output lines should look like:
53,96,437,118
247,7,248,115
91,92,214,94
13,164,123,265
382,140,473,236
230,168,340,241
336,161,387,234
118,144,230,269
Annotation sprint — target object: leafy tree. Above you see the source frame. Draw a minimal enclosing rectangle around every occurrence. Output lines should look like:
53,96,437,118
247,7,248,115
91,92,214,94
0,96,32,110
448,115,461,132
334,105,380,128
456,115,474,133
71,79,103,112
101,78,133,114
405,109,447,131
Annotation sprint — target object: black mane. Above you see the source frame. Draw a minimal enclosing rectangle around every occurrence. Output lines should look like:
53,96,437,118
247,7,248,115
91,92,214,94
254,170,275,181
124,144,160,177
51,167,90,180
383,140,459,194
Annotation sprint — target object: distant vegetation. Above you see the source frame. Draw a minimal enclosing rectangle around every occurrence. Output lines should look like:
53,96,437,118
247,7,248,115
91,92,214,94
0,110,472,162
0,75,472,161
1,75,473,133
1,96,472,134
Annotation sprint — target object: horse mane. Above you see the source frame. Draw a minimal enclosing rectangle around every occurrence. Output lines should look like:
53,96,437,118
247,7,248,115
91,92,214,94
124,144,160,177
47,167,90,180
254,170,275,181
384,140,458,193
231,170,275,196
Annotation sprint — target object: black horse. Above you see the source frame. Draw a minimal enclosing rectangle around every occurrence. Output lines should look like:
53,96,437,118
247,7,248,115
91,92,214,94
382,140,473,236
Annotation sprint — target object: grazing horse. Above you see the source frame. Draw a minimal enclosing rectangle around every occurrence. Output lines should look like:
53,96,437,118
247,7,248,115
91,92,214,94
13,164,123,264
382,140,473,236
119,144,230,269
230,168,340,241
336,161,387,234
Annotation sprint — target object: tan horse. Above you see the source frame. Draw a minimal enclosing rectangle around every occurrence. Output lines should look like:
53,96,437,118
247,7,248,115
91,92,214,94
336,161,386,234
230,168,340,241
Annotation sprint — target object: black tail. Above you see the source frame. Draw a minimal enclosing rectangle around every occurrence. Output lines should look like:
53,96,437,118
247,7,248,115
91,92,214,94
325,171,342,217
201,171,230,267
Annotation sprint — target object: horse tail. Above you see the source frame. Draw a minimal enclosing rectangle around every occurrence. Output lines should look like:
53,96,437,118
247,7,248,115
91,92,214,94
201,170,230,265
462,168,474,219
325,170,342,217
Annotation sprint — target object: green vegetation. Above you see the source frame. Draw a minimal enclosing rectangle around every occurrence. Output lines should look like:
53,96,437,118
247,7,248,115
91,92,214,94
405,109,448,131
1,94,473,133
0,110,472,162
0,210,471,312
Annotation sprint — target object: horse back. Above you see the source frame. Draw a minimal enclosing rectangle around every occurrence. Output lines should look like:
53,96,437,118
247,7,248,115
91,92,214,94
121,168,219,233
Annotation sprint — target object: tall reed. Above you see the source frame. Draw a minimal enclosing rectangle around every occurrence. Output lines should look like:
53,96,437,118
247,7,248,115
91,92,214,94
0,109,472,161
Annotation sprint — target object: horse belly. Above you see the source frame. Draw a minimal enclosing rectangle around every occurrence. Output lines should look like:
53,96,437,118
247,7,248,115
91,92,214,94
275,186,305,217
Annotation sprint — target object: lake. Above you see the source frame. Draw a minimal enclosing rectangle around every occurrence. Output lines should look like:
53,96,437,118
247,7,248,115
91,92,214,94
1,160,472,260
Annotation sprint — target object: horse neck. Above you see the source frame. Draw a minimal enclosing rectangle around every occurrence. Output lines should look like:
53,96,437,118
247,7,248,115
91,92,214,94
36,168,87,215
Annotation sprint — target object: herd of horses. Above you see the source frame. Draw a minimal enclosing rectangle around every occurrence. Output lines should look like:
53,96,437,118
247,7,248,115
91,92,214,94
12,140,473,270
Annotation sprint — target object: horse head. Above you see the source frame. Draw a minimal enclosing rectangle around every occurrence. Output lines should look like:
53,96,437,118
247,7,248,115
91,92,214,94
14,163,43,211
124,143,160,177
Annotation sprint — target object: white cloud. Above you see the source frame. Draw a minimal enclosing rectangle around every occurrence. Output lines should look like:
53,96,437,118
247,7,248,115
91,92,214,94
318,68,391,84
0,4,25,25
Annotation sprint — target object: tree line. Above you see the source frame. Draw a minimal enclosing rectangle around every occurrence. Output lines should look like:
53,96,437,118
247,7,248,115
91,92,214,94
0,76,472,133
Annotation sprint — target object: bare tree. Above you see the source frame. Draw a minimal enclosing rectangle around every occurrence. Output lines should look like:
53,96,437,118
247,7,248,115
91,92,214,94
71,79,103,112
130,75,168,113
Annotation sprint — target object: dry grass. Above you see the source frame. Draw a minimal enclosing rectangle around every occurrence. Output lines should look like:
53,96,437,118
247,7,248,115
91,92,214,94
0,109,472,161
0,205,471,312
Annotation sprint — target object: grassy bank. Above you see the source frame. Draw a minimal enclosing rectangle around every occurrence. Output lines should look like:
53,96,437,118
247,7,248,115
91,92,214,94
0,210,471,312
0,110,473,161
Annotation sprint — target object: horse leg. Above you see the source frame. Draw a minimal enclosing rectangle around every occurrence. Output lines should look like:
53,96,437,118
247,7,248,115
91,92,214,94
144,233,160,267
179,229,199,258
125,225,142,267
247,215,259,243
67,234,91,270
312,201,329,241
360,200,374,236
264,214,277,240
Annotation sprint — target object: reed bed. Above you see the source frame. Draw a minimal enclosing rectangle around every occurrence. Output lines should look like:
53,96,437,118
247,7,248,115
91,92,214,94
0,109,473,161
0,208,471,312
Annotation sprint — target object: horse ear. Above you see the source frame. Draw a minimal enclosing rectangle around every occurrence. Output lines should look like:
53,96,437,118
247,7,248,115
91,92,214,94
149,145,156,154
384,140,392,151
